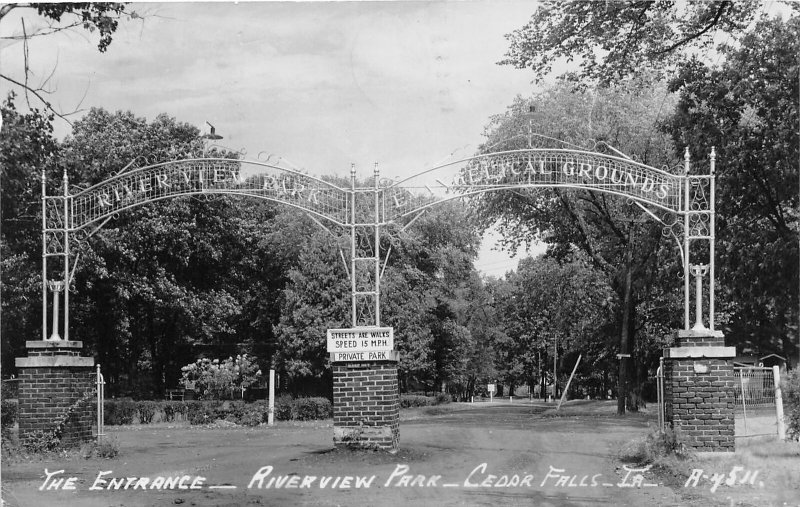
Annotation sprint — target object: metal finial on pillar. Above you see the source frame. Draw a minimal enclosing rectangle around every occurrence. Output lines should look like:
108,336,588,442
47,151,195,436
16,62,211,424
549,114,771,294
690,264,709,331
47,280,65,341
684,147,690,174
710,146,716,174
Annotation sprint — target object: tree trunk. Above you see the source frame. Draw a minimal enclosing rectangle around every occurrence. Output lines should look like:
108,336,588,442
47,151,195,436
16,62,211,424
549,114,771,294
617,227,634,416
540,350,547,400
626,298,641,412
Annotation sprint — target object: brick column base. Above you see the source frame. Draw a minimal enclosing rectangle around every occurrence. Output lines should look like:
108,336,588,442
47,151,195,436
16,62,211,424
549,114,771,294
664,330,736,452
332,361,399,451
15,341,95,447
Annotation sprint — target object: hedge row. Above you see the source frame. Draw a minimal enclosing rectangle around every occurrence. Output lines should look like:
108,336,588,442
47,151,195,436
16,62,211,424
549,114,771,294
101,397,333,426
103,399,188,425
2,393,450,428
400,393,452,408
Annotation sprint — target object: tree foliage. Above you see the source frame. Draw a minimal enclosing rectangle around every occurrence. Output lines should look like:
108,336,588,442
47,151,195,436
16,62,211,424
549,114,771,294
493,253,616,397
501,0,760,87
0,93,57,368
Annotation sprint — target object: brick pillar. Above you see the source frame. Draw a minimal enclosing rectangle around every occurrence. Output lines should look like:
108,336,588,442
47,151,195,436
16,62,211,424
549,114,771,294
332,357,399,451
663,329,736,452
15,341,95,447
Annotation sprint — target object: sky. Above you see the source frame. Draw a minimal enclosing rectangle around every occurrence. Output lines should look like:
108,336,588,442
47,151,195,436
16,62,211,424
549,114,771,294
1,1,549,275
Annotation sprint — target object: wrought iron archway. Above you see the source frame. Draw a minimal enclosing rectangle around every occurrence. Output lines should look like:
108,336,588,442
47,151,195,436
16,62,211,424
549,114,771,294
40,147,715,341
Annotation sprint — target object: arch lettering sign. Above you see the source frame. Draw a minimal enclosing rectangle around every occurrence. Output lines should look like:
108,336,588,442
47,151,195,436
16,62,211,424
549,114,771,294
41,148,714,342
69,159,350,230
384,149,683,222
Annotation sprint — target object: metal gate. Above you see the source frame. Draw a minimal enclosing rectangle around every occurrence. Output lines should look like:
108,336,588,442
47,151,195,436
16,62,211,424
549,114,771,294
734,366,785,439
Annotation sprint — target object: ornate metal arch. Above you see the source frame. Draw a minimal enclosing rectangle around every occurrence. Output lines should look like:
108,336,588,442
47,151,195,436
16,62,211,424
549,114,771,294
41,148,714,342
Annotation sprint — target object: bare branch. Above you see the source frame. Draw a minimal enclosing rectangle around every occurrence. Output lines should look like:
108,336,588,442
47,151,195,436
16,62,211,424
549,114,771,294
0,73,72,125
1,3,145,122
1,20,90,42
39,50,59,90
22,17,31,109
656,1,730,55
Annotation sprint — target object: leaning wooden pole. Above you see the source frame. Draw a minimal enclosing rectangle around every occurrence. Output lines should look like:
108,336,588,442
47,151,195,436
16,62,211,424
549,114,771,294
557,354,582,411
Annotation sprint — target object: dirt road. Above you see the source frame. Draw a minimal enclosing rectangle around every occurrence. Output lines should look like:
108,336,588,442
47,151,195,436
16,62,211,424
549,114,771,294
0,401,711,506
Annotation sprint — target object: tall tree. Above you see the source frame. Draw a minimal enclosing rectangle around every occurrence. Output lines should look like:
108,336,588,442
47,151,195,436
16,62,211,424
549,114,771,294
0,93,58,371
57,108,270,396
475,80,682,412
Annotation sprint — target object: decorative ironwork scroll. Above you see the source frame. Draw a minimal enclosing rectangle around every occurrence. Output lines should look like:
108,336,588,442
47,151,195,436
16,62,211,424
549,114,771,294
40,147,715,340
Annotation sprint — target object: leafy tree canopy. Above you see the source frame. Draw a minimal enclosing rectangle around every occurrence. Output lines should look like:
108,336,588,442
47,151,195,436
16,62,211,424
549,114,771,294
501,0,761,87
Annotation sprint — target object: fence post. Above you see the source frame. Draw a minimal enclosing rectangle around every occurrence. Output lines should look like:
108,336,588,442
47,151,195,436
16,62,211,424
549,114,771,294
268,369,275,426
773,365,786,441
739,371,748,435
96,364,105,440
657,359,664,430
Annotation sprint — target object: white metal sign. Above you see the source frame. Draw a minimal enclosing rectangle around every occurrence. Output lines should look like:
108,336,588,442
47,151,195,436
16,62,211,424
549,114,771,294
327,327,394,353
331,350,399,362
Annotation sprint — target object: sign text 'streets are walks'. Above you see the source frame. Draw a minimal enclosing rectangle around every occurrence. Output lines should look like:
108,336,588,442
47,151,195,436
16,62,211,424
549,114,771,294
327,327,394,362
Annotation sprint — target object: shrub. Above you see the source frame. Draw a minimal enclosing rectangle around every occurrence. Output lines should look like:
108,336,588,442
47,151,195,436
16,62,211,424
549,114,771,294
187,400,222,425
619,426,691,464
292,397,332,420
1,399,18,433
782,368,800,440
275,395,294,421
400,395,435,408
1,379,18,400
22,429,61,453
104,398,137,425
216,400,247,422
180,355,262,400
81,436,120,459
239,401,268,426
162,401,183,422
137,401,157,424
434,392,453,405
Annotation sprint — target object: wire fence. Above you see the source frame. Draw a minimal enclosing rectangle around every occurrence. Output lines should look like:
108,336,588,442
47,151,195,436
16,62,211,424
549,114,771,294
734,366,775,409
